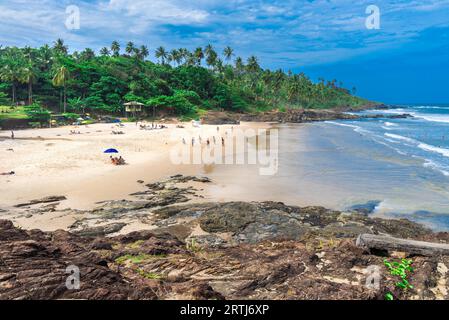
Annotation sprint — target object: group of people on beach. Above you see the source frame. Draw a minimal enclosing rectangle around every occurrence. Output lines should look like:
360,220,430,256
110,156,126,166
182,126,233,147
138,123,167,130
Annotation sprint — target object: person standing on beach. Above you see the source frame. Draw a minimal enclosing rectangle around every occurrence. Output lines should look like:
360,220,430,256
11,131,14,139
222,137,225,146
192,137,195,146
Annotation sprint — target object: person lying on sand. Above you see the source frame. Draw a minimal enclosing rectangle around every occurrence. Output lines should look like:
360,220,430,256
0,171,15,176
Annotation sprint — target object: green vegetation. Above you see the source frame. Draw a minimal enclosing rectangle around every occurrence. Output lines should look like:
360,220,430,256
115,253,166,265
384,258,414,300
186,238,203,253
0,39,369,122
0,106,28,120
136,269,163,280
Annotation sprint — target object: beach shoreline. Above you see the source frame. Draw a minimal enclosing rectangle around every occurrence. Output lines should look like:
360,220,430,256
1,120,274,231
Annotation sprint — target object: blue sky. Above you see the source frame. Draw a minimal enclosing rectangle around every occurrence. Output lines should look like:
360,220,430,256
1,0,449,103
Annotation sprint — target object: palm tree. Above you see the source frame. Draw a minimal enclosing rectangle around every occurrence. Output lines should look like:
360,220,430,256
170,49,181,66
100,47,110,56
235,57,244,73
0,48,25,104
111,41,120,57
81,48,95,60
215,58,224,73
206,49,218,69
125,42,135,55
223,46,234,63
194,47,204,66
246,55,260,73
53,38,68,54
139,45,149,60
178,48,189,65
22,66,36,105
155,46,168,65
52,66,70,113
205,44,214,57
185,53,196,66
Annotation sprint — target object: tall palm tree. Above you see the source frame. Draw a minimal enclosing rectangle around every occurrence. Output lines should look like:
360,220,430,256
194,47,204,66
235,56,244,73
139,45,149,60
155,46,168,65
246,55,260,73
205,44,214,56
170,49,181,66
0,48,25,104
53,38,68,54
52,66,70,113
126,42,135,55
206,49,217,69
223,46,234,63
22,66,36,105
178,48,189,65
100,47,110,56
111,41,120,57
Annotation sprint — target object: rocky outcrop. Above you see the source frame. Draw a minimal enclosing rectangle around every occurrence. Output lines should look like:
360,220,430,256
2,214,449,300
201,108,412,125
3,176,449,300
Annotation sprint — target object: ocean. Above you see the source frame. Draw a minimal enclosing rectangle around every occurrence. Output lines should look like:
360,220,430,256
206,105,449,231
322,104,449,229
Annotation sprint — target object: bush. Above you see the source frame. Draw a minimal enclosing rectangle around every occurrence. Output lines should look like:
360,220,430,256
146,92,197,116
62,113,80,121
24,103,51,123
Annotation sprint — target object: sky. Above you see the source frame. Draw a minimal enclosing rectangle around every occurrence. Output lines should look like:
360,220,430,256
1,0,449,104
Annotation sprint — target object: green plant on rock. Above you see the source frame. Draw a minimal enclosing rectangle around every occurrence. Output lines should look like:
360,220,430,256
384,258,414,300
186,238,202,253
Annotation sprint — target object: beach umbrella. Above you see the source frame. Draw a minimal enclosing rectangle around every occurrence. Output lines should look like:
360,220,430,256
104,148,119,154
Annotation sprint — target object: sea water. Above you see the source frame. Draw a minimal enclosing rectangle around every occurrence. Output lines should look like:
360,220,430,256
206,105,449,230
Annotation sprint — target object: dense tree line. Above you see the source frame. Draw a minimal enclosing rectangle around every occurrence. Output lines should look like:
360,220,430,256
0,39,368,118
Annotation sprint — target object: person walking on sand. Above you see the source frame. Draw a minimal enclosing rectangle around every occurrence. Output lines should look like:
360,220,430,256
192,137,195,146
11,131,14,139
222,137,225,146
182,138,186,145
217,126,219,132
213,136,216,144
207,138,210,147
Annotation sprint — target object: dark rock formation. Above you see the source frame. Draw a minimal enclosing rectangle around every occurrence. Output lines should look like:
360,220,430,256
201,109,412,125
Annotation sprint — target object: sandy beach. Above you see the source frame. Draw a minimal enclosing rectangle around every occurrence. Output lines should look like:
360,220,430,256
0,120,273,230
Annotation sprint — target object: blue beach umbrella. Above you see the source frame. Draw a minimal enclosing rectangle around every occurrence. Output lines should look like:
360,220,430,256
104,148,119,154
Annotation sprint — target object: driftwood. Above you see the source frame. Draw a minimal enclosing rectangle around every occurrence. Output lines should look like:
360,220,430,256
356,234,449,257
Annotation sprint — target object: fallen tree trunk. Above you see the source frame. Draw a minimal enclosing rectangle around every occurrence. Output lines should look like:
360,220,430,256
356,234,449,256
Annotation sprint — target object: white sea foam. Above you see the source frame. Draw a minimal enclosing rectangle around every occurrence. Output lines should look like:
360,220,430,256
324,121,359,129
418,143,449,158
423,159,449,177
325,121,370,135
415,114,449,124
384,133,416,144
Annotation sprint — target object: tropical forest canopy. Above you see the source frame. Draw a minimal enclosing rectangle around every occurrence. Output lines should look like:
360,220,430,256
0,39,369,118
